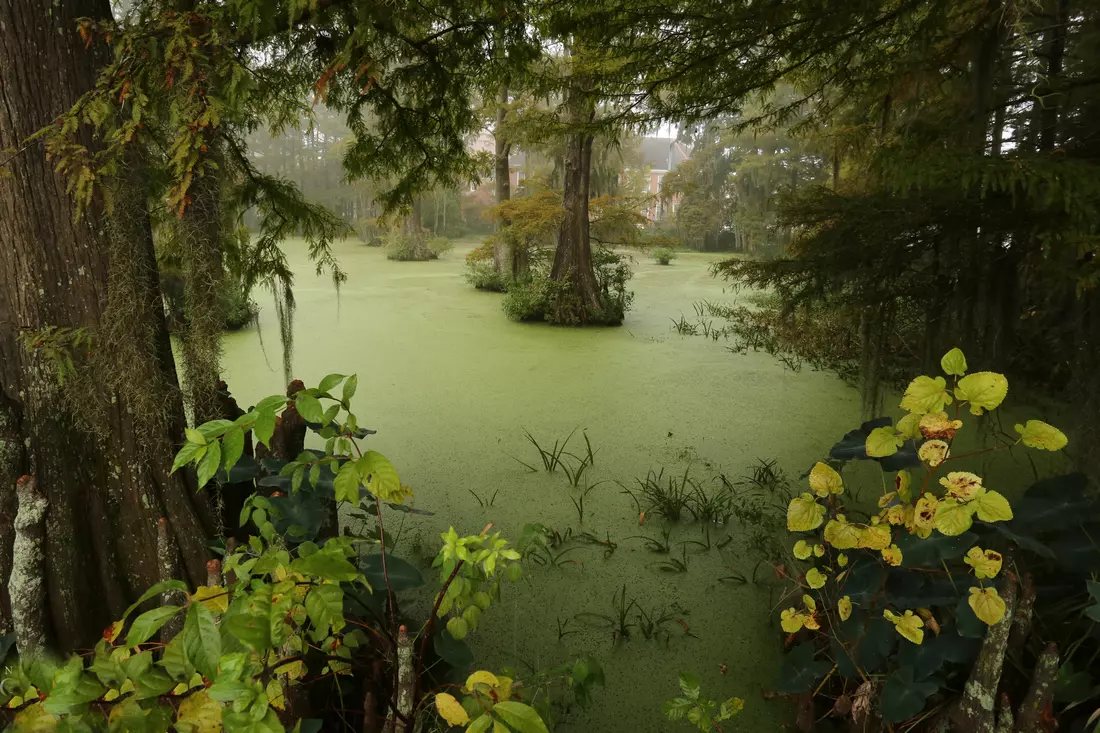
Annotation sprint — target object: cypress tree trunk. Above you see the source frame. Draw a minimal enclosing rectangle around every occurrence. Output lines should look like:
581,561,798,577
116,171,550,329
548,81,602,324
0,0,213,651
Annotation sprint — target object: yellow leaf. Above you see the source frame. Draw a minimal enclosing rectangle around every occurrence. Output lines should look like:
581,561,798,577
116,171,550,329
492,676,513,702
934,498,976,536
865,426,901,458
940,347,968,376
896,470,912,502
803,613,821,631
900,375,952,414
838,596,852,622
787,493,826,532
176,691,222,733
809,462,843,497
884,609,924,645
973,490,1013,523
802,595,817,613
968,587,1007,625
190,586,229,614
913,495,939,534
964,547,1002,579
1014,420,1068,451
837,553,849,567
11,703,57,732
955,372,1008,415
813,544,825,558
919,412,963,441
805,567,828,589
465,671,500,693
824,516,861,550
104,620,124,644
780,608,804,633
885,504,909,526
897,412,923,441
939,472,985,502
435,693,470,726
878,491,897,509
918,440,950,467
793,540,813,560
881,545,903,566
858,524,892,551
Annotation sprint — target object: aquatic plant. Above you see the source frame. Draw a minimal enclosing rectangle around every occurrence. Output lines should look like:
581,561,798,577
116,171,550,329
662,672,744,731
653,544,690,573
467,487,499,507
576,585,691,645
670,313,699,336
773,348,1087,729
523,427,577,472
651,246,677,265
686,478,733,524
627,526,673,554
621,467,695,521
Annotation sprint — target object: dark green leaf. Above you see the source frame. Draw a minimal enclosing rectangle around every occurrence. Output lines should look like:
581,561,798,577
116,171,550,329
981,521,1055,559
853,617,896,674
305,584,344,637
334,461,361,504
197,439,221,489
840,561,886,603
434,629,474,667
218,455,262,484
253,395,287,413
295,393,324,424
225,612,270,651
880,666,938,723
172,440,206,473
776,642,832,694
126,606,183,647
318,373,346,394
360,553,423,591
183,603,221,679
254,409,276,447
123,579,188,621
896,531,977,568
955,595,985,638
342,375,358,404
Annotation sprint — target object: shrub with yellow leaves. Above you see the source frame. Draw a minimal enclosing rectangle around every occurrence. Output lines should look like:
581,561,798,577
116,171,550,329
775,348,1072,726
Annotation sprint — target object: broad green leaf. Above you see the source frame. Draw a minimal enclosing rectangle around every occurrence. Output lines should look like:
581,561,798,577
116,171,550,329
294,393,324,424
467,716,493,733
123,579,188,622
305,584,345,636
968,587,1007,625
196,440,221,489
896,413,922,440
126,606,182,647
361,554,422,591
973,490,1013,522
342,374,358,403
253,395,287,413
317,373,346,394
492,701,550,733
955,372,1008,415
1015,420,1068,451
808,462,843,497
787,493,826,532
357,450,407,503
290,549,360,583
934,499,975,536
446,616,469,641
185,427,207,446
900,376,951,414
865,426,900,458
881,667,938,723
940,347,967,376
172,441,206,473
253,410,276,447
333,461,361,505
222,428,245,472
182,603,221,679
197,420,234,440
776,642,832,693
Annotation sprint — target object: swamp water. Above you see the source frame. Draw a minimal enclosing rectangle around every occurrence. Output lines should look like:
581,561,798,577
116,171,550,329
221,239,866,731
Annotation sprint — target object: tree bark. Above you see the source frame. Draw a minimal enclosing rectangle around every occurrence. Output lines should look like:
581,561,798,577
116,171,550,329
0,0,213,651
10,476,48,657
0,395,25,632
548,81,602,324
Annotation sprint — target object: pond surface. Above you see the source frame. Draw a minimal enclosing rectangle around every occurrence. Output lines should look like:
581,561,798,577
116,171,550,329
221,239,865,731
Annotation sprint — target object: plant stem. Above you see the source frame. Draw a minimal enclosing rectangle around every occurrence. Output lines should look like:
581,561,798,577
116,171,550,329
411,559,465,714
374,495,397,631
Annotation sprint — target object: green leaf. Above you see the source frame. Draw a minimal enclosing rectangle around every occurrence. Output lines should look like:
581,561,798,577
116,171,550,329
318,373,345,394
183,602,221,679
197,420,234,440
434,629,474,667
253,410,276,447
334,461,361,504
1014,420,1068,451
865,426,900,458
196,440,221,489
291,549,360,583
776,642,832,693
224,613,270,652
900,376,951,414
895,531,977,567
295,393,324,424
126,606,183,647
678,672,701,700
123,579,188,622
342,374,358,403
253,395,287,413
172,441,206,473
305,584,345,636
185,427,207,445
940,347,967,376
222,428,245,472
492,701,550,733
360,554,423,591
955,372,1008,415
880,667,938,723
357,450,403,502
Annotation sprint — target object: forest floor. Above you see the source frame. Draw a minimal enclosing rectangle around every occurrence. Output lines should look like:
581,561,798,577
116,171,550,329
221,237,867,731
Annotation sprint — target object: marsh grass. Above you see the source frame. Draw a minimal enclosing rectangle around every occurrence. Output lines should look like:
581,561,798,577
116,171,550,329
621,467,695,521
576,585,693,645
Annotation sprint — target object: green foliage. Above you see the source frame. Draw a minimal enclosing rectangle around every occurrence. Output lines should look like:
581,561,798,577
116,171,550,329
428,236,454,258
503,279,553,322
17,326,93,386
774,349,1077,726
662,672,744,731
384,230,436,261
651,246,677,265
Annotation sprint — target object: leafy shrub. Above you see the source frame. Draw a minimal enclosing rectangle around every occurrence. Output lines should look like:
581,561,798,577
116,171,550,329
465,261,509,292
428,236,453,257
384,230,434,261
502,278,550,322
775,348,1075,728
220,280,258,330
651,246,677,265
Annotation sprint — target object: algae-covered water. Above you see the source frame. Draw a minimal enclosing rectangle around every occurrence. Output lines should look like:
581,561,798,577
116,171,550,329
221,239,866,731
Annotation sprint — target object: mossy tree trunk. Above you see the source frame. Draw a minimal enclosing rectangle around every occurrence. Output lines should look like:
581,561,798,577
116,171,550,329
548,80,602,324
0,0,213,651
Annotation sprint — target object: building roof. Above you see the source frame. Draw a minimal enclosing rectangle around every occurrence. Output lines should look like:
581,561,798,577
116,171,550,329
640,137,690,172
